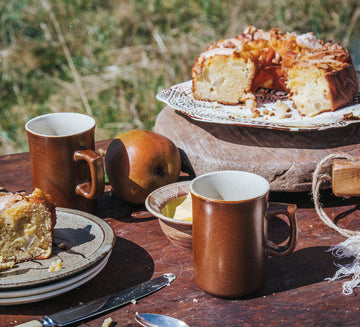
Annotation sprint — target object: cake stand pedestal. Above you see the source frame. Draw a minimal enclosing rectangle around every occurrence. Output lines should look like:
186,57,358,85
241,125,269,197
154,106,360,192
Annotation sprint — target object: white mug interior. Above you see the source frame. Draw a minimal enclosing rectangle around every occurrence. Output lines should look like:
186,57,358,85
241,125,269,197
25,112,95,137
190,170,270,202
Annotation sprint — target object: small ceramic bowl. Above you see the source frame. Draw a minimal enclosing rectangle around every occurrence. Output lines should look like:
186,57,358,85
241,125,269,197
145,181,192,250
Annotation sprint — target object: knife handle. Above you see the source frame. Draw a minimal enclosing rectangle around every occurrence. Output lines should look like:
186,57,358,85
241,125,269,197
15,320,44,327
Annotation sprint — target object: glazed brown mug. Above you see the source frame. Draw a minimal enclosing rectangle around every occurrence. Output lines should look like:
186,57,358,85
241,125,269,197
25,112,104,213
190,170,298,298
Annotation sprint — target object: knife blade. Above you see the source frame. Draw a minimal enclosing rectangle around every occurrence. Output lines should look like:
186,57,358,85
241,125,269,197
16,273,176,327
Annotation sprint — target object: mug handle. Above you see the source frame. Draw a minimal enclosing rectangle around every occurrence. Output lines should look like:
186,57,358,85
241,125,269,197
73,149,105,199
265,202,298,257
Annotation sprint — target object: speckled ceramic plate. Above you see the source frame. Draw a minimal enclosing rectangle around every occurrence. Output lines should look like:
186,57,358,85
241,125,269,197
0,208,115,289
0,251,110,305
156,80,360,131
0,251,110,299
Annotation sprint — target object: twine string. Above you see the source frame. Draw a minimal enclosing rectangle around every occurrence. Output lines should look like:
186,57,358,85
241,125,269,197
312,152,359,238
312,152,360,295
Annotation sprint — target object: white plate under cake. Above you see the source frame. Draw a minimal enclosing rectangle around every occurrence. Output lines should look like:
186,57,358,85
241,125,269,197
157,78,360,131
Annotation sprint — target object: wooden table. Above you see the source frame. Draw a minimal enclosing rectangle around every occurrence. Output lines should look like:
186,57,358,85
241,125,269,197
1,140,360,327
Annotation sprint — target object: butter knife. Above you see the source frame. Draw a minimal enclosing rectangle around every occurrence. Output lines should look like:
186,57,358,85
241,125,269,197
16,273,176,327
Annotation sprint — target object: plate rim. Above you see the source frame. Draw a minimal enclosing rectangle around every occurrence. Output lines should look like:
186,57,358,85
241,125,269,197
0,253,110,305
0,251,111,299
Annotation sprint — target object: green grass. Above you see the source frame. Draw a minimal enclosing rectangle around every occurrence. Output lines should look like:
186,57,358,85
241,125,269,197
0,0,359,154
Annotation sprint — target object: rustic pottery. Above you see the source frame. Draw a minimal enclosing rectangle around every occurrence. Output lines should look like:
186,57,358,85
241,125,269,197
191,170,298,298
26,112,104,213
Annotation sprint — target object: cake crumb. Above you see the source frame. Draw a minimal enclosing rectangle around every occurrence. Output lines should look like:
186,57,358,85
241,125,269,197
0,256,15,270
102,317,113,327
48,259,63,272
275,100,290,119
245,98,257,110
251,109,261,118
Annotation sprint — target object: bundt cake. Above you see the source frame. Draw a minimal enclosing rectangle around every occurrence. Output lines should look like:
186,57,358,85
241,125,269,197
0,188,56,263
192,26,358,117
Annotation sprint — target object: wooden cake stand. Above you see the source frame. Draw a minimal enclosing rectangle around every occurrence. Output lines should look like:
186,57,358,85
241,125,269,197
154,106,360,192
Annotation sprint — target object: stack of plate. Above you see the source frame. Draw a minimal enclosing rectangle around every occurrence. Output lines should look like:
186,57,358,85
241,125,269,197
0,208,115,305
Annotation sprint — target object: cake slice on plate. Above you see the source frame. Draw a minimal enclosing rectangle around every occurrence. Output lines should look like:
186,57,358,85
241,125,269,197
0,188,57,263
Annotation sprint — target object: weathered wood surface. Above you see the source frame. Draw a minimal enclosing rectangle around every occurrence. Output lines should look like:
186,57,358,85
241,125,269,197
155,106,360,192
1,140,360,326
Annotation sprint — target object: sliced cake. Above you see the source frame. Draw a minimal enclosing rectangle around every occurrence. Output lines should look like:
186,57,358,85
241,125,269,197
0,188,56,263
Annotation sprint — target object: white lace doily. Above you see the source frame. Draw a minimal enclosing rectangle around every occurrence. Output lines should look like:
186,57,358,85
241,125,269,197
156,80,360,132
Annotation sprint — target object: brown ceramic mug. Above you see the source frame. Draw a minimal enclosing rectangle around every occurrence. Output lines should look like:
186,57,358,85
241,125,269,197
25,112,104,213
190,170,298,298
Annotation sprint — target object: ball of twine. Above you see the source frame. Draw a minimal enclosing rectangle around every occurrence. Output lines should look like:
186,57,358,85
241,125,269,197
312,152,360,238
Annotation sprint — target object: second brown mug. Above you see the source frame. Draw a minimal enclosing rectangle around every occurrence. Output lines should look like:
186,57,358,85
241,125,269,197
190,170,298,298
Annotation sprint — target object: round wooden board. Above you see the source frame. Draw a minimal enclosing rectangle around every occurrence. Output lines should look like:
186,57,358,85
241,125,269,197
154,106,360,192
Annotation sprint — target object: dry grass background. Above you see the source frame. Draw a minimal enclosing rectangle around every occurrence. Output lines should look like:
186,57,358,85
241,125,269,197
0,0,359,155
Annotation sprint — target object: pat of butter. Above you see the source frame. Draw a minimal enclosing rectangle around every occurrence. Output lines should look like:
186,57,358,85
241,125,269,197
173,193,192,221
